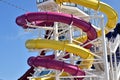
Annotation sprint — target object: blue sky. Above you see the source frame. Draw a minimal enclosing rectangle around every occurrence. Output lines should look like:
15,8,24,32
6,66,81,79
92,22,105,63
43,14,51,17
0,0,119,80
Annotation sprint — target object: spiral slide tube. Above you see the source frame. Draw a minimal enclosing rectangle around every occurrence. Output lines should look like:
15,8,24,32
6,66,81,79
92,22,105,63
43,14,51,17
26,39,95,70
54,0,119,72
16,12,97,40
55,0,118,41
16,11,96,80
16,11,96,67
16,0,118,80
26,39,94,59
28,56,85,80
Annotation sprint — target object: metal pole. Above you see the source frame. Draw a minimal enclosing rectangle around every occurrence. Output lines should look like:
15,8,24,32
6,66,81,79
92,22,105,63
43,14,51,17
69,22,74,65
110,51,115,80
68,23,74,80
54,22,58,41
101,15,110,80
54,22,60,80
113,52,117,80
118,41,120,80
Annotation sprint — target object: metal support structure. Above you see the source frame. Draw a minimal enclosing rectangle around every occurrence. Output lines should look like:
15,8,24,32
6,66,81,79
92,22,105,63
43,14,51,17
109,35,120,80
101,15,110,80
69,22,74,65
53,22,60,80
26,24,54,30
113,52,117,80
25,1,120,80
53,22,58,41
117,43,120,80
110,51,115,80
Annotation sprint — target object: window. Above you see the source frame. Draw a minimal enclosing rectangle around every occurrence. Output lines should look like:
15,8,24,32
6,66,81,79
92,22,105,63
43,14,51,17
35,70,52,77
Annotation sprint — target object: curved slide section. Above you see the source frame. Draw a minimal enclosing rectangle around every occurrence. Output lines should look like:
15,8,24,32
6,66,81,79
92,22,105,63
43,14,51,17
16,1,118,80
28,56,85,80
16,11,96,80
55,0,118,34
16,12,97,41
55,0,118,42
26,38,94,69
26,39,94,59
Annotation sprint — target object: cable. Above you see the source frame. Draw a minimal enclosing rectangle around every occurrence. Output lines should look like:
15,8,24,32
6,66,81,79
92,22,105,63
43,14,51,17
0,0,29,12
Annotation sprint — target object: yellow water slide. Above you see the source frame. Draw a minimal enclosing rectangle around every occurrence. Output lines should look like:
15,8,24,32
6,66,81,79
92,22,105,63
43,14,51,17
26,38,94,62
55,0,118,41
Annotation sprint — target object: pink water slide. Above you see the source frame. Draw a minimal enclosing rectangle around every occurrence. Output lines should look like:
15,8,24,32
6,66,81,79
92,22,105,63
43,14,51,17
16,12,97,40
28,56,85,80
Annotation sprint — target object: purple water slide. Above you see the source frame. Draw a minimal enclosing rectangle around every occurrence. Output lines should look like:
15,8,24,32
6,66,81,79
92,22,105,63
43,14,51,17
28,56,85,80
16,12,97,40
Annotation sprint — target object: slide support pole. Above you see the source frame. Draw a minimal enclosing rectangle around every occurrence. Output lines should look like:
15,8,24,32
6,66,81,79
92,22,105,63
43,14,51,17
101,15,110,80
54,22,60,80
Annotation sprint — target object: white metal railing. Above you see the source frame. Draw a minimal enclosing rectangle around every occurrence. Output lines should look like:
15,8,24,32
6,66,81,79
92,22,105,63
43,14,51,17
108,34,120,80
110,35,120,53
117,62,120,80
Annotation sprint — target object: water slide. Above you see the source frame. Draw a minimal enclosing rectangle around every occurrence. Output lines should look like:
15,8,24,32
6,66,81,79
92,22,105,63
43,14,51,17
16,0,118,80
16,12,97,41
28,56,85,80
54,0,118,42
55,0,118,32
16,11,96,65
16,12,96,80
